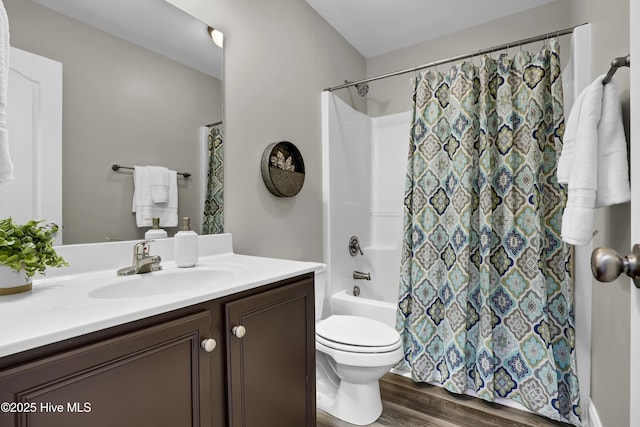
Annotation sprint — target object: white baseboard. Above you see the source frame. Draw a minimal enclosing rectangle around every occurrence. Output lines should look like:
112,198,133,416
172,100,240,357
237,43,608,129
588,399,602,427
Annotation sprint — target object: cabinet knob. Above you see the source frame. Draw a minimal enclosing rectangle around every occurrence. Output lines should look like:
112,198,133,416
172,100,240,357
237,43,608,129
200,338,217,352
232,325,246,338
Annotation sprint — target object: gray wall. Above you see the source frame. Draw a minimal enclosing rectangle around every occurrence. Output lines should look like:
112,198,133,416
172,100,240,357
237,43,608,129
169,0,367,262
5,0,223,244
567,0,631,426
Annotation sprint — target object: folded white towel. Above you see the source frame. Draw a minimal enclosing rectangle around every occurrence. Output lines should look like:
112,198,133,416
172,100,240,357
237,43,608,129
147,166,169,203
0,0,12,183
596,78,630,206
132,166,178,227
558,75,630,245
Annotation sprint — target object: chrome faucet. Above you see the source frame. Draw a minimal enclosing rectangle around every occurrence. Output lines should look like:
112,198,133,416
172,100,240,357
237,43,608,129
353,271,371,280
117,240,162,276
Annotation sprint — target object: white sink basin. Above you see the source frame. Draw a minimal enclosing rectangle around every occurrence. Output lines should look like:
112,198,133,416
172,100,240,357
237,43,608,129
88,265,242,299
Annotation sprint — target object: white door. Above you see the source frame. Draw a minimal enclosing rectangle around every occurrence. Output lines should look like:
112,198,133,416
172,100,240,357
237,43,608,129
0,47,62,244
630,1,640,425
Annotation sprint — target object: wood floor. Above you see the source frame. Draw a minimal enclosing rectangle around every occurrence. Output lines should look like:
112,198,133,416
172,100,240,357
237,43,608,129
317,373,573,427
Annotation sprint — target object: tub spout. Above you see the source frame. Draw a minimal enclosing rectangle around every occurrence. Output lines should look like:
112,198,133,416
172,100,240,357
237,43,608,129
353,271,371,280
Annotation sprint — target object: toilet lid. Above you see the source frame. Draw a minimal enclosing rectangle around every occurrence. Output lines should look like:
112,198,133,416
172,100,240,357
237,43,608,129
316,315,400,348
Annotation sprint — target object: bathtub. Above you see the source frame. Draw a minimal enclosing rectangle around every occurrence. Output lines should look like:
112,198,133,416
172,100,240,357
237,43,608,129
330,290,397,328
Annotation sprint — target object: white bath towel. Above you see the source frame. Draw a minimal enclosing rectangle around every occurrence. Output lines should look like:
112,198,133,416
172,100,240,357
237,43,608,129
0,0,12,183
132,166,178,227
148,165,169,203
558,75,631,245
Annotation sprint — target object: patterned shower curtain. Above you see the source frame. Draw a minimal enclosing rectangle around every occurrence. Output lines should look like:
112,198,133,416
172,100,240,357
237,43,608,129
396,39,581,426
202,126,224,234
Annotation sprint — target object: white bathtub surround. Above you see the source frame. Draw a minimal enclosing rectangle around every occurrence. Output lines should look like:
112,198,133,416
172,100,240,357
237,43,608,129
321,91,410,309
0,234,322,358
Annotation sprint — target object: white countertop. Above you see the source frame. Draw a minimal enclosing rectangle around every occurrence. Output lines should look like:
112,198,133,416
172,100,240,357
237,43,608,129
0,234,323,358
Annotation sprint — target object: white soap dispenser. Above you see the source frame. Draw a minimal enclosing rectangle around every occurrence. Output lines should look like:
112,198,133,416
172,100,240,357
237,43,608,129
145,217,168,239
174,217,198,268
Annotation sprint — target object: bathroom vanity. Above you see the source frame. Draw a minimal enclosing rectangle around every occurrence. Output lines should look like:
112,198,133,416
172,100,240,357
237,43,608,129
0,235,320,427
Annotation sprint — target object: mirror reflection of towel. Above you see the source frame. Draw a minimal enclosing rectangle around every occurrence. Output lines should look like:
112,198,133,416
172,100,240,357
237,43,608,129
132,166,178,227
148,166,169,203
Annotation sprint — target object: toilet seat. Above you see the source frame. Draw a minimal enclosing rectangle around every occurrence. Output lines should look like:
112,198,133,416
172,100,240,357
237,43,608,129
316,315,401,354
316,335,401,353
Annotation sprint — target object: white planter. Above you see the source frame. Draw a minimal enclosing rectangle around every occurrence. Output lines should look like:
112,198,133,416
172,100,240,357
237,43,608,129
0,266,32,295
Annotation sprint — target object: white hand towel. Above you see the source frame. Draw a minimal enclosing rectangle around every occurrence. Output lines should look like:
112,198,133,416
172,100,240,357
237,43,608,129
558,75,631,245
0,0,12,183
132,166,178,227
147,165,169,203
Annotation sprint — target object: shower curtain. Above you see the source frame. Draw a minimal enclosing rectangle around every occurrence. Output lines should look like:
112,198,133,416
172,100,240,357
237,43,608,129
396,39,581,426
202,126,224,234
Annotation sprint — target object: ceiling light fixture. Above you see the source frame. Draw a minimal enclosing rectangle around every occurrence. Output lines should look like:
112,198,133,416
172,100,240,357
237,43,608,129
208,27,224,48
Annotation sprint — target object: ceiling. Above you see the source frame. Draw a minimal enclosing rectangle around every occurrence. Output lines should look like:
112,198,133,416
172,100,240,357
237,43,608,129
32,0,222,79
305,0,556,58
30,0,556,79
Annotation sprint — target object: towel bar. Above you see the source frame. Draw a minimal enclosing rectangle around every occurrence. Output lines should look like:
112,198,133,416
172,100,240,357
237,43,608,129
602,54,630,85
111,164,191,178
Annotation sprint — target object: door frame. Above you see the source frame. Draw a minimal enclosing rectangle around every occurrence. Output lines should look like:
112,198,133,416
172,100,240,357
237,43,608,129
629,0,639,424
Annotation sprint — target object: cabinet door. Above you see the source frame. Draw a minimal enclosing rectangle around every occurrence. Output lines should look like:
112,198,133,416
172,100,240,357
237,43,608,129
226,277,315,427
0,311,213,427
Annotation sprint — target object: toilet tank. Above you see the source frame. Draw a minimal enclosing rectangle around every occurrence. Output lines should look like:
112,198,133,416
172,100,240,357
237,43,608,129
314,266,326,321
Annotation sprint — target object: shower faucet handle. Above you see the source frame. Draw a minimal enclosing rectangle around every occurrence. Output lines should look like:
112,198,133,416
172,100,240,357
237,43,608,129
349,236,364,256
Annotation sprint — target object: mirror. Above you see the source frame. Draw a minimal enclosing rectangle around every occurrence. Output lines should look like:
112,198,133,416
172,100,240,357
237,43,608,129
3,0,223,244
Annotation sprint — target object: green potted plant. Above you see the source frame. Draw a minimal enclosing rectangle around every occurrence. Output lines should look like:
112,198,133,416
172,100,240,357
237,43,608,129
0,218,68,295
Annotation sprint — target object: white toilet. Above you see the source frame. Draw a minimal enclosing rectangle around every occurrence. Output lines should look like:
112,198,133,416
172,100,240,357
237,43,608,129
315,272,403,425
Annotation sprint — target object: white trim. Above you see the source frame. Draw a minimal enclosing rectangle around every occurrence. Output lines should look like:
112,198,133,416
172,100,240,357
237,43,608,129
198,126,209,234
588,399,603,427
629,0,640,424
560,25,592,426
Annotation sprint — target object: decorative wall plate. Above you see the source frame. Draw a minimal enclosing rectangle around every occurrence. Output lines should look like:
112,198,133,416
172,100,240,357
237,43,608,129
261,141,305,197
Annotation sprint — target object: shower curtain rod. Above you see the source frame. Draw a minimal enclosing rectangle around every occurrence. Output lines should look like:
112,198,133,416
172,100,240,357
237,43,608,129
324,23,588,93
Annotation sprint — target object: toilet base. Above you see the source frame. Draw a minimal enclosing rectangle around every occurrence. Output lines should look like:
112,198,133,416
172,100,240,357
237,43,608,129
317,379,383,426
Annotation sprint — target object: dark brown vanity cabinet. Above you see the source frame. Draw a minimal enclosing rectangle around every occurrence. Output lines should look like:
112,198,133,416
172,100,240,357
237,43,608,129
225,276,316,427
0,273,315,427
